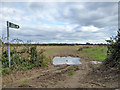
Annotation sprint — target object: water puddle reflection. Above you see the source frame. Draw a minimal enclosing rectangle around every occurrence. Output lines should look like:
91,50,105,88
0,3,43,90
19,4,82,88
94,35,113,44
53,56,82,65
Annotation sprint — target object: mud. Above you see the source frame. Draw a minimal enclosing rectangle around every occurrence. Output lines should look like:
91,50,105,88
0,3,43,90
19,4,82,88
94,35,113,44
2,54,119,88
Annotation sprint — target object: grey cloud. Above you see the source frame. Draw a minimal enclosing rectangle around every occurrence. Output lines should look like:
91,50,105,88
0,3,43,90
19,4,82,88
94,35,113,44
0,2,118,44
58,2,117,27
28,2,118,27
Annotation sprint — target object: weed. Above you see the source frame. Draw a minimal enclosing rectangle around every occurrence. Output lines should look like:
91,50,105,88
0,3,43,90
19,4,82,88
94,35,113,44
19,80,28,86
68,67,77,76
2,68,12,75
68,71,73,76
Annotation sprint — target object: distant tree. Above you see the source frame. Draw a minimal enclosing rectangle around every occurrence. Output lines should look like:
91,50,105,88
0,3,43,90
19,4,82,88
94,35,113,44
1,36,7,44
86,42,91,45
26,40,32,44
11,38,24,44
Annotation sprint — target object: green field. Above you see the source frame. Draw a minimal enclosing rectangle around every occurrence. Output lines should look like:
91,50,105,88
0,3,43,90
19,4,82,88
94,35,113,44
81,46,108,61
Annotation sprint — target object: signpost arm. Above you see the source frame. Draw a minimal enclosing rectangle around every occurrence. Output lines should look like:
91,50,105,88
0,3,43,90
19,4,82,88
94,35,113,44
7,21,11,68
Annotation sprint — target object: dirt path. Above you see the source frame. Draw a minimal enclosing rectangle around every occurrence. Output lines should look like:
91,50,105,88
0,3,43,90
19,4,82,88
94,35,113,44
2,55,119,88
53,69,85,88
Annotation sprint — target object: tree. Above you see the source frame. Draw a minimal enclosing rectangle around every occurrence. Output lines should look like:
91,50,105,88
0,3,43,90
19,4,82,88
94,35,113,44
86,42,91,45
104,29,120,69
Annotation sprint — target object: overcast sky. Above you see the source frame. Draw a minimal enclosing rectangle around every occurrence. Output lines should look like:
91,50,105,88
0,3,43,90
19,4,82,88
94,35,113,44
0,2,118,44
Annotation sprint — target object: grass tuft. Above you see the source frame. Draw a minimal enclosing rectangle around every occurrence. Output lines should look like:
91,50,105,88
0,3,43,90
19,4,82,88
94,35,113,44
68,67,77,76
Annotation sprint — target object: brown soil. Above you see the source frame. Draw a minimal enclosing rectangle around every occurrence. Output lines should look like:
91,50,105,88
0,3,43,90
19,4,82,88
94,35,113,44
2,54,120,88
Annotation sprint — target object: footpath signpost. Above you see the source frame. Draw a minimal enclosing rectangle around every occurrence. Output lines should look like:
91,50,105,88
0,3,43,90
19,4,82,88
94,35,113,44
7,21,20,68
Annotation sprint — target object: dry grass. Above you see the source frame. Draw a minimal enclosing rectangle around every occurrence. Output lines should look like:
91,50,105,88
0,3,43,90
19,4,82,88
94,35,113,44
37,45,93,57
2,45,95,58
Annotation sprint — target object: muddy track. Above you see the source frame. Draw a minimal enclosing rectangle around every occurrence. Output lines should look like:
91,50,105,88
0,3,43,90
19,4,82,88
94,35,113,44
2,55,119,88
3,64,77,88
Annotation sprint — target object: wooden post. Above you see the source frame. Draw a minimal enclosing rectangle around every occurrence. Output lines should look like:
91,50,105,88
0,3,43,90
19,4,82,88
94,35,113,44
7,21,11,68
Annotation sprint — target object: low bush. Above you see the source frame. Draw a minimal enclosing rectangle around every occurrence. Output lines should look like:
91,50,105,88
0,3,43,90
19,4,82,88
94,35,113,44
2,45,51,74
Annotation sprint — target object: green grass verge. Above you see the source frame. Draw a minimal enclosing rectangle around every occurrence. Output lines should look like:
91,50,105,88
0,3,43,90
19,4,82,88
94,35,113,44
81,46,108,61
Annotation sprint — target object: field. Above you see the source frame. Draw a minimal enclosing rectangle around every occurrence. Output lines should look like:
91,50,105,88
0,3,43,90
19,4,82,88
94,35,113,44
81,46,108,61
1,45,119,88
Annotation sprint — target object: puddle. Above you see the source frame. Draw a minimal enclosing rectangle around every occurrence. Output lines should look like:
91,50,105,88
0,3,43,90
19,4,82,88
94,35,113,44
53,56,82,65
91,61,102,64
